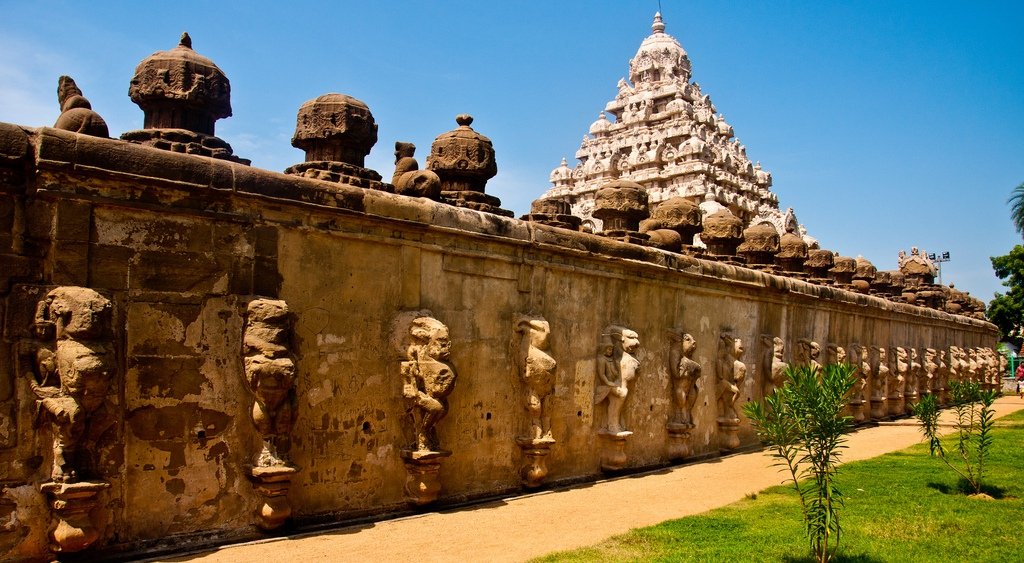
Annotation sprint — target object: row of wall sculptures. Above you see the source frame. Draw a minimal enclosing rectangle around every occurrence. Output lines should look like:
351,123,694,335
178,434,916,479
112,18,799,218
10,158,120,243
13,286,1005,552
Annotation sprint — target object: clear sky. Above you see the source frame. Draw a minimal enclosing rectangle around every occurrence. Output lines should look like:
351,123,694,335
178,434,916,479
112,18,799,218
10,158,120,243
2,1,1022,303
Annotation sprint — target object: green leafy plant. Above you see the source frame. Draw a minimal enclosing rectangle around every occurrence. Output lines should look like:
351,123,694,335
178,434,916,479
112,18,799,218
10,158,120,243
743,363,856,563
912,380,998,494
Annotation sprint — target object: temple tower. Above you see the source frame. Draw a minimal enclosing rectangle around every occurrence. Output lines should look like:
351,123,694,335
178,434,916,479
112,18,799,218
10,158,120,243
543,13,781,231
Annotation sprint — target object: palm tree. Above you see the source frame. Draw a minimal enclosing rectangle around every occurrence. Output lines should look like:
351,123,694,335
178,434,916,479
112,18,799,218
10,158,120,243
1009,181,1024,236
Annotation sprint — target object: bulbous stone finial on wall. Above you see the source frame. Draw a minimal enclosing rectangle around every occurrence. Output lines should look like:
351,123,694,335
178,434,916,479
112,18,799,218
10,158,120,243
243,298,299,530
121,33,249,164
701,207,744,263
513,315,557,487
737,221,779,271
593,180,649,244
392,141,441,200
716,331,745,451
829,255,856,287
54,76,109,138
283,93,386,190
20,287,115,553
776,224,808,276
395,312,458,505
805,248,835,284
594,326,640,471
639,197,703,253
427,115,511,216
521,197,583,231
851,256,876,295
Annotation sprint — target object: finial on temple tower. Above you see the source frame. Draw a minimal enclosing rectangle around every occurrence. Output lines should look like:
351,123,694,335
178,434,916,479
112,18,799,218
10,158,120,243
652,12,666,34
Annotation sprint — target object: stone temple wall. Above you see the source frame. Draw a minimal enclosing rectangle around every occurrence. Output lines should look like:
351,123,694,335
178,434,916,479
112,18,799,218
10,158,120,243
0,123,997,560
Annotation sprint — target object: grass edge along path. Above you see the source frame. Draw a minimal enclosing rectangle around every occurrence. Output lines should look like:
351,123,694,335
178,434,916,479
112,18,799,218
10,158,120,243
535,408,1024,563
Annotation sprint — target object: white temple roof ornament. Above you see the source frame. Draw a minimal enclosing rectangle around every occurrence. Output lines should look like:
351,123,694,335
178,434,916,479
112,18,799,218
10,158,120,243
543,12,803,236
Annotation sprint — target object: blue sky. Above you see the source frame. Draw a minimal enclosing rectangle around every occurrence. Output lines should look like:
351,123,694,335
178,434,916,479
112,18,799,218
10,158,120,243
2,1,1022,302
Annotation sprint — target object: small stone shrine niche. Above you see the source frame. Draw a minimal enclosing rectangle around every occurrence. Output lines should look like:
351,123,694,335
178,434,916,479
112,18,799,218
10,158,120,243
427,114,512,216
759,334,787,397
898,247,937,288
121,33,249,164
19,287,115,553
513,316,557,487
242,298,299,530
53,76,108,137
593,180,650,245
639,197,703,253
521,196,583,231
284,93,386,190
666,330,700,460
716,331,745,451
395,312,458,505
391,141,442,199
594,326,640,471
737,221,779,271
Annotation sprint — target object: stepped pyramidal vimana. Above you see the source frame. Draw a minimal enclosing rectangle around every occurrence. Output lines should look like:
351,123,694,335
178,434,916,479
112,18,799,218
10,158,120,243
0,12,1000,561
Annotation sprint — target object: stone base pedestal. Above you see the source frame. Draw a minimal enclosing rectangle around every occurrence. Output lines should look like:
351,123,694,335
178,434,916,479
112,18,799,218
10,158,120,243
666,422,694,460
869,397,887,420
249,465,299,530
717,417,741,452
515,436,555,488
887,394,904,416
597,430,632,472
40,480,109,553
401,449,451,506
848,400,866,424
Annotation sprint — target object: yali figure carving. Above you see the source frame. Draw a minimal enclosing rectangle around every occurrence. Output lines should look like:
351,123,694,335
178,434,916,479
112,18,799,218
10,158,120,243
25,287,114,483
669,331,701,427
717,333,746,421
243,299,298,467
402,316,457,452
514,316,556,442
594,326,640,434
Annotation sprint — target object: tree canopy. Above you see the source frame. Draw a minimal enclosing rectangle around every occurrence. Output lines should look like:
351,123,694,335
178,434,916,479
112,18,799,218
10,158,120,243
1010,181,1024,236
988,245,1024,346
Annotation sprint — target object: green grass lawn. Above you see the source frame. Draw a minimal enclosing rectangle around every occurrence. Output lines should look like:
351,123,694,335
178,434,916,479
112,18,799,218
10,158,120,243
536,410,1024,562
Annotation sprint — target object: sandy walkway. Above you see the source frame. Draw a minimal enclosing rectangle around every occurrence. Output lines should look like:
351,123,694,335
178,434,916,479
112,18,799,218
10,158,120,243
158,397,1024,563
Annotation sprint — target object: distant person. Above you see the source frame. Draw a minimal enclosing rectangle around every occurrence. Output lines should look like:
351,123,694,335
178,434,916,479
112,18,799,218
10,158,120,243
1016,363,1024,381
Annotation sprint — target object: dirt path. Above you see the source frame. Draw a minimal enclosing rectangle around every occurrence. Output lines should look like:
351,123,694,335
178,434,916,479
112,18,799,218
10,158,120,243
158,397,1024,563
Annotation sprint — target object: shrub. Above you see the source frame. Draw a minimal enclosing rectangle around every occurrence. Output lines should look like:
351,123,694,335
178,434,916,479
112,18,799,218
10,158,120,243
912,380,997,494
743,363,857,563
